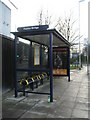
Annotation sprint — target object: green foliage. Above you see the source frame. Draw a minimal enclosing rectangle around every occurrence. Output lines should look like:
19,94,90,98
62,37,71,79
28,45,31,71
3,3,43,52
70,65,79,69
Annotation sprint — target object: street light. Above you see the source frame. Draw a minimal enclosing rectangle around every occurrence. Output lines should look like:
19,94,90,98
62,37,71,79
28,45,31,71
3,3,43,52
78,0,85,70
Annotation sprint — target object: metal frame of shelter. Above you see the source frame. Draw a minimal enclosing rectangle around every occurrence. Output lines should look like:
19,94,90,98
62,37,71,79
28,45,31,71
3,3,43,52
12,25,70,102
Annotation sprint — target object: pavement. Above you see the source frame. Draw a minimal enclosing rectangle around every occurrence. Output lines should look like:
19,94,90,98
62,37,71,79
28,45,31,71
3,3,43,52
1,65,89,119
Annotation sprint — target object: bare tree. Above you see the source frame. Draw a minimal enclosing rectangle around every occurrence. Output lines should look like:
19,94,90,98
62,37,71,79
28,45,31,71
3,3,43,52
44,10,52,25
37,9,52,26
55,12,79,45
37,9,43,25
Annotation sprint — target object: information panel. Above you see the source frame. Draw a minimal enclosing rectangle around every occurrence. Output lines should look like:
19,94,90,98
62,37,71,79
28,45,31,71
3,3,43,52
53,47,68,75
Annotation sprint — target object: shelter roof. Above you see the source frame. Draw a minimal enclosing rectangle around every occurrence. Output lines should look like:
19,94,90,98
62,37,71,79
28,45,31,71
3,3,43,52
12,25,70,47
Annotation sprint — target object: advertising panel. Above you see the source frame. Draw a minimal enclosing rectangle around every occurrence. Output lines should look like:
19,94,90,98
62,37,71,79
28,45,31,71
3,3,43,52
53,47,68,75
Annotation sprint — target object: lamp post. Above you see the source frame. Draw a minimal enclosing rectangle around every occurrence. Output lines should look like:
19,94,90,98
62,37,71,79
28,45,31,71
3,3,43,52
78,0,85,70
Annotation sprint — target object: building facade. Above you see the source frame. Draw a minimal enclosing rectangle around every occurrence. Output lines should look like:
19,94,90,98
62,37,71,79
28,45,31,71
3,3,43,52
0,1,11,37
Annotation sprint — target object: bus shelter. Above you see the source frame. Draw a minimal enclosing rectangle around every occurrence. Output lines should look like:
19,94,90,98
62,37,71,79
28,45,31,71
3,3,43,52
12,25,70,102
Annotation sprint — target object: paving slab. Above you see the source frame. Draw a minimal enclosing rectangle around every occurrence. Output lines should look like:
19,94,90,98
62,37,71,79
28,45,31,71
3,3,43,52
59,101,75,109
76,97,88,103
2,108,26,118
20,111,48,118
54,106,72,118
71,109,88,118
74,102,88,111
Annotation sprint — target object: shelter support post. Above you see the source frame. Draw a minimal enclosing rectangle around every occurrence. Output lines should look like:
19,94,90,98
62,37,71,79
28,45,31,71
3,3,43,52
14,35,18,97
50,33,53,102
68,47,70,82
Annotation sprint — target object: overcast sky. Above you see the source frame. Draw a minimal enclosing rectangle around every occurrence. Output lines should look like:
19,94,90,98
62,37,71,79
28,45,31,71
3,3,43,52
1,0,89,40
